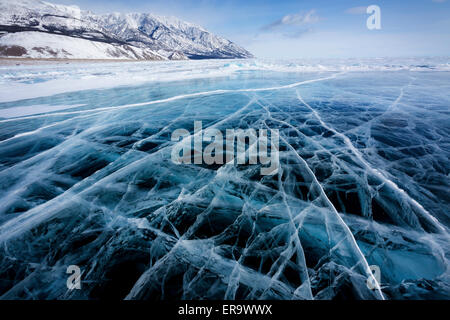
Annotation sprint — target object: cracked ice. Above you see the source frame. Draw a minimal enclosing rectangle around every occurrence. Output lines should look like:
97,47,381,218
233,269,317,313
0,58,449,300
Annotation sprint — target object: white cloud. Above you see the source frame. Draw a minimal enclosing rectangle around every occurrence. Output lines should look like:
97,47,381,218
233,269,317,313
263,10,320,31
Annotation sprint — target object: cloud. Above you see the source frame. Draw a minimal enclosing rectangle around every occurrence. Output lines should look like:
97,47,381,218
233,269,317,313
260,9,320,38
345,6,367,15
262,10,320,31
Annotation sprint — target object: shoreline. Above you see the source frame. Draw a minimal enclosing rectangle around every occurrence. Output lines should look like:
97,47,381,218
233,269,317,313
0,58,159,66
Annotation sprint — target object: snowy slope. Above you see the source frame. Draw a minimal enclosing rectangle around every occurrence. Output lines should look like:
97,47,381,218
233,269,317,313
0,0,253,60
0,31,166,60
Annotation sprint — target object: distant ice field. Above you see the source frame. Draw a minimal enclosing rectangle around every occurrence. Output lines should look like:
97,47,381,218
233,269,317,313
0,58,449,300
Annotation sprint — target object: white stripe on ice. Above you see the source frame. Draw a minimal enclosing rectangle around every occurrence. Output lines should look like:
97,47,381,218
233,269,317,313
0,104,85,118
0,73,341,123
295,91,447,235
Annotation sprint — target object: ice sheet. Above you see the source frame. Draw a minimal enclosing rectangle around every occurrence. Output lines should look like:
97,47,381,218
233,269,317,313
0,58,448,300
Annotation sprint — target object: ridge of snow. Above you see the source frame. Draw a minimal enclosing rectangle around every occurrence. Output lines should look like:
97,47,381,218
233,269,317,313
0,0,253,60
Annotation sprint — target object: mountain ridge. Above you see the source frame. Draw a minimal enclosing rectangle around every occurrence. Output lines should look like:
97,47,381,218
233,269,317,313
0,0,253,60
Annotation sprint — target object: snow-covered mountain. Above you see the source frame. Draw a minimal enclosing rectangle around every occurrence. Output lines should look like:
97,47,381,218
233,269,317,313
0,0,253,60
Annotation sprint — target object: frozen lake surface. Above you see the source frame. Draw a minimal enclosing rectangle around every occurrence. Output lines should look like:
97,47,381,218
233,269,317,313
0,58,449,299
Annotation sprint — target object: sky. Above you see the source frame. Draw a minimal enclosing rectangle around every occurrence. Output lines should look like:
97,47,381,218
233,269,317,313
54,0,450,59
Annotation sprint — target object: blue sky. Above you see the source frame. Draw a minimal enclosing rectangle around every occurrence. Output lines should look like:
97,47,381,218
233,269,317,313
55,0,450,58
